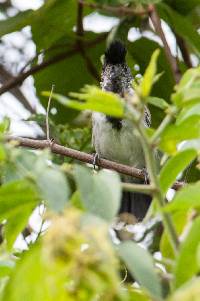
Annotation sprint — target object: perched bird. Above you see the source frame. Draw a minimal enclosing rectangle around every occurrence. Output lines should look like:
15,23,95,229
92,41,151,221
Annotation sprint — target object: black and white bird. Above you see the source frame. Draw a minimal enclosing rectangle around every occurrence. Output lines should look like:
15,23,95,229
92,41,152,221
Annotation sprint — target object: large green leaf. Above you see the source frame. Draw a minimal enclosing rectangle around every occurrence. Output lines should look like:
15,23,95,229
159,149,197,194
75,165,121,221
31,0,77,50
44,85,124,118
165,181,200,213
159,116,200,154
173,216,200,288
0,10,34,37
37,168,70,212
0,179,39,249
169,278,200,301
118,241,162,298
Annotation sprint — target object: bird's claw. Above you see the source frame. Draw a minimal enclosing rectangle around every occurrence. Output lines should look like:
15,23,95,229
92,153,100,170
142,168,149,184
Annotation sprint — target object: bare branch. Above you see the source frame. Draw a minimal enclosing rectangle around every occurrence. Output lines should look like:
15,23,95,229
0,34,107,96
149,5,181,83
76,1,100,81
79,0,152,17
0,65,36,113
175,34,193,68
6,136,184,191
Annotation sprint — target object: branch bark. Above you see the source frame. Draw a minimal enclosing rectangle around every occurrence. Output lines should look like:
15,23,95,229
79,0,152,16
149,5,181,83
0,34,106,96
6,136,184,191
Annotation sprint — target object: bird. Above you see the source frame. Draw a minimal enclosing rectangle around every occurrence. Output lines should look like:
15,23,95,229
92,40,152,221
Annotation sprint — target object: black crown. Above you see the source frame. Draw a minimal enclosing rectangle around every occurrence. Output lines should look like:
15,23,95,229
105,40,127,65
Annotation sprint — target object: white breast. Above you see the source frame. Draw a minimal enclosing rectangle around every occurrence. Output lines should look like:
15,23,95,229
92,112,145,168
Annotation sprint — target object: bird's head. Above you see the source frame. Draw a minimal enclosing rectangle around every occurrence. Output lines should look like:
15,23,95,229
101,41,133,97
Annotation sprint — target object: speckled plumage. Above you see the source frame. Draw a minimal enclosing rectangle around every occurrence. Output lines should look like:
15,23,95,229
92,41,152,221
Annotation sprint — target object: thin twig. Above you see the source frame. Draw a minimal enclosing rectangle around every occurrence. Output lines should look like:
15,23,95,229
149,5,181,83
0,34,107,96
5,136,184,191
46,84,54,141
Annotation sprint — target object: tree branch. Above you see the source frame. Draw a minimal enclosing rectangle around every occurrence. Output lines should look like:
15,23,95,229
5,136,184,191
149,5,181,83
0,65,36,113
76,1,100,81
0,34,106,96
175,33,193,68
79,0,152,17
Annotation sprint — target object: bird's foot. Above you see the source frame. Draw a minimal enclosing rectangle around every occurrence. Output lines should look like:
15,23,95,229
47,138,55,148
92,153,100,170
142,167,149,184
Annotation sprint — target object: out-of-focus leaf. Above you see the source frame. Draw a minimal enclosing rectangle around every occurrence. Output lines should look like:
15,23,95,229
0,10,34,37
0,117,10,134
0,180,39,220
75,165,121,221
118,241,162,298
43,85,124,118
146,96,169,110
37,168,70,212
128,38,175,127
165,181,200,213
173,216,200,288
0,179,39,249
158,3,200,55
159,116,200,154
169,278,200,301
160,211,187,260
159,149,197,194
0,260,15,278
172,67,200,107
141,49,160,98
177,103,200,124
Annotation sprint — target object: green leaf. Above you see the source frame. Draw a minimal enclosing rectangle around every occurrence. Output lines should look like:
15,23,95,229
158,3,200,55
159,149,197,194
169,278,200,301
0,179,39,220
141,49,160,98
0,117,10,134
0,10,34,37
31,0,76,50
165,181,200,213
75,166,121,222
118,241,162,298
37,168,70,212
177,103,200,124
43,86,124,118
0,260,15,278
159,116,200,154
0,179,39,249
146,96,169,110
172,67,200,107
160,211,187,259
173,216,200,288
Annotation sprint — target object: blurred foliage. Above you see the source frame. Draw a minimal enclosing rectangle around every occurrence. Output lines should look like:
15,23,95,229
0,0,200,300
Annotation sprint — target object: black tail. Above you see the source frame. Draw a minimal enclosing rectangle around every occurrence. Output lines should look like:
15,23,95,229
119,190,151,221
